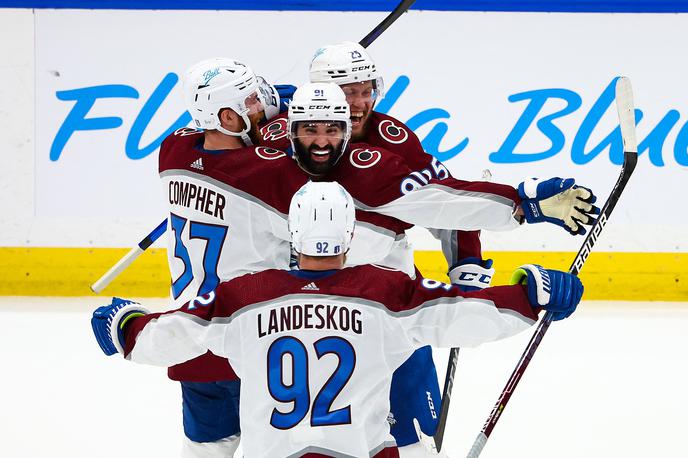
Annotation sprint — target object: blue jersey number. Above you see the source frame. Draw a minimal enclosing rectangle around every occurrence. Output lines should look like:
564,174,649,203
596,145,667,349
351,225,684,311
267,336,355,429
169,214,228,299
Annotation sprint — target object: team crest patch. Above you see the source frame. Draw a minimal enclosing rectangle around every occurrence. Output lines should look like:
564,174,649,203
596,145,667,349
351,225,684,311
260,118,288,141
378,119,409,144
174,127,202,137
255,147,286,160
349,148,382,169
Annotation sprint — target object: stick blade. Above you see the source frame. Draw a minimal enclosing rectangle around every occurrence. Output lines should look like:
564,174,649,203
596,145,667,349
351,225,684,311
615,76,638,153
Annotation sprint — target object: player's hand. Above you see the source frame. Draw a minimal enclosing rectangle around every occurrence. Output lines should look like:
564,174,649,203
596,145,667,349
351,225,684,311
511,264,583,321
275,84,297,110
448,257,494,292
518,177,600,235
91,297,149,356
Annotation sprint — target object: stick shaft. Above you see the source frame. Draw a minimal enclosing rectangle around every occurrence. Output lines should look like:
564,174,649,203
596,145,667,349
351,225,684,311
90,219,167,293
466,77,638,457
359,0,416,48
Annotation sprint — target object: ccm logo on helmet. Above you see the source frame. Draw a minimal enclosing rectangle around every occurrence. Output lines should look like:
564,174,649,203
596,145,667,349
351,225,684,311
308,105,332,110
349,148,382,169
378,119,409,144
351,65,372,72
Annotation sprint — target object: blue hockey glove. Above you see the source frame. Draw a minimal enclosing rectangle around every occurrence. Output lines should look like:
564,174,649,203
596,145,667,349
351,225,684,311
275,84,296,110
518,177,600,235
511,264,583,321
448,257,495,292
91,297,149,356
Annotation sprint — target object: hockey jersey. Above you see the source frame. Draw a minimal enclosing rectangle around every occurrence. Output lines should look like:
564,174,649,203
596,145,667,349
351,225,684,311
158,128,521,382
124,265,538,458
259,111,484,266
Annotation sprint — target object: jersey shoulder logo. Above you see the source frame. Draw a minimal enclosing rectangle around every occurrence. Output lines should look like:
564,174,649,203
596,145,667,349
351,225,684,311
260,118,288,141
377,119,409,144
174,127,203,137
255,146,287,160
349,147,382,169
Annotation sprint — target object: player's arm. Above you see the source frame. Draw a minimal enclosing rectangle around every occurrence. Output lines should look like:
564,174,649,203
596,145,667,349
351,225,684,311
90,290,232,367
352,149,599,235
394,264,583,349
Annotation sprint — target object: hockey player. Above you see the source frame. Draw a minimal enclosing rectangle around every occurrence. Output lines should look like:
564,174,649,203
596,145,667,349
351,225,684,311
262,71,597,453
158,64,595,457
91,181,584,458
159,57,296,457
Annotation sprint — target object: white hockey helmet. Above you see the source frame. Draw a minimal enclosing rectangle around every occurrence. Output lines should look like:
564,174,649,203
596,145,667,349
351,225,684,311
309,41,384,98
288,82,352,151
182,57,266,145
289,181,356,257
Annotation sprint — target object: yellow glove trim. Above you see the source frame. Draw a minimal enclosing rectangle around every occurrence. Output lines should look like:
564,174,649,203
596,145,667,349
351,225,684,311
510,267,529,285
119,312,146,330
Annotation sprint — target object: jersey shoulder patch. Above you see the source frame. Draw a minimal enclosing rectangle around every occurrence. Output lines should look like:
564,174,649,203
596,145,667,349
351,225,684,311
173,127,203,137
254,146,288,161
376,117,410,145
260,117,288,142
348,147,383,169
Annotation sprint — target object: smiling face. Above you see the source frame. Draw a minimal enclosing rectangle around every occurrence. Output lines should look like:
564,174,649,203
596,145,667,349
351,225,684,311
340,80,378,141
292,121,347,176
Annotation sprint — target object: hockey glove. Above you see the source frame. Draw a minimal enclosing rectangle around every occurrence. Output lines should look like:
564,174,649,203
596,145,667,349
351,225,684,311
448,257,495,292
511,264,583,321
91,297,149,356
518,177,600,235
275,84,296,110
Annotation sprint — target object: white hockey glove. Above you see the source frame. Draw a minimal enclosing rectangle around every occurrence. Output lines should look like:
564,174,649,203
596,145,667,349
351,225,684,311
518,177,600,235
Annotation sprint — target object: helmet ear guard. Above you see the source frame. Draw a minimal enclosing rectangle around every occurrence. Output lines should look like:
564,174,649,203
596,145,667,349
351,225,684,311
288,181,356,257
183,57,268,146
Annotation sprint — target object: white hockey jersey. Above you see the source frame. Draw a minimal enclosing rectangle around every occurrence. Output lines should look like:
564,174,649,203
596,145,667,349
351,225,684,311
123,265,538,457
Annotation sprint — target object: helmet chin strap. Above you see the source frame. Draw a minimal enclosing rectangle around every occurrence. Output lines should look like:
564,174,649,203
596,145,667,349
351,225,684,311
216,113,254,146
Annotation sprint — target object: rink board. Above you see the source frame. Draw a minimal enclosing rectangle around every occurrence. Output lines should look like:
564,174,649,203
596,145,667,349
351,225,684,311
0,247,685,300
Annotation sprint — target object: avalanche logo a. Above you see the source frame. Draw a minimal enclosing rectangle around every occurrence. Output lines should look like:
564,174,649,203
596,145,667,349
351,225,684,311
349,148,382,169
378,119,409,144
260,118,288,141
255,147,286,160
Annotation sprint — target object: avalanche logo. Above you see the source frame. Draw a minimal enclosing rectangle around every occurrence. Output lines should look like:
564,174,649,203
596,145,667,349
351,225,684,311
255,147,286,160
174,127,202,137
260,118,288,141
378,119,409,144
349,147,382,169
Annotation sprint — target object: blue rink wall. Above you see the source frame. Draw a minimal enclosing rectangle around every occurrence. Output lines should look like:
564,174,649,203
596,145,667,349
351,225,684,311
0,5,686,300
2,0,688,12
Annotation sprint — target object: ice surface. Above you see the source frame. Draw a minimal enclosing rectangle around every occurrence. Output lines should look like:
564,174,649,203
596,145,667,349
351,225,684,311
1,297,686,457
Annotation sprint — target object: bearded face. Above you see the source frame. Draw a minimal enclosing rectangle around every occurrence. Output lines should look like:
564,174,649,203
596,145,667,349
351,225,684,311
291,121,347,176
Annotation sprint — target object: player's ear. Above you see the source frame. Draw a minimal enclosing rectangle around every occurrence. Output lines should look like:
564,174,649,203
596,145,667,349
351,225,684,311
218,108,242,131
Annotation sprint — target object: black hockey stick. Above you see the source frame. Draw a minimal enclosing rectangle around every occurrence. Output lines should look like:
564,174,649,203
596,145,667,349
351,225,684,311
359,0,416,49
433,346,460,451
465,76,639,458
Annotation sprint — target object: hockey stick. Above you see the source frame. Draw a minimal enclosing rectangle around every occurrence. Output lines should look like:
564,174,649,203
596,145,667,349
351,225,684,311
465,76,639,458
90,219,167,293
359,0,416,48
88,3,414,294
434,171,495,451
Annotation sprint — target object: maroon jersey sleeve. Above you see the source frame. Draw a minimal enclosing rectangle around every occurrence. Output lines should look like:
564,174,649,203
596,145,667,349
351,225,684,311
365,113,485,265
332,144,520,212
